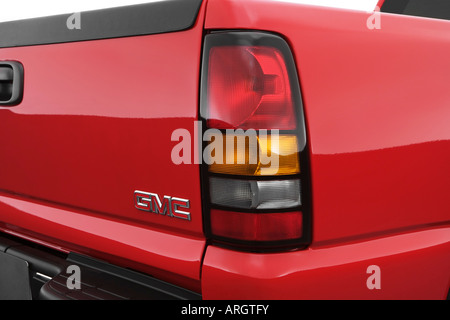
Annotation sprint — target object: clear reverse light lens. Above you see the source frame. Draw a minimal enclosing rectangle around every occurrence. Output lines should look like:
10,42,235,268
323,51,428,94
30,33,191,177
210,177,301,210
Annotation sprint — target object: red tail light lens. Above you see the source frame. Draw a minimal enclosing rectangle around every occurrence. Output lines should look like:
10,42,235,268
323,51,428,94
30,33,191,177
207,46,296,130
201,32,311,251
211,210,303,242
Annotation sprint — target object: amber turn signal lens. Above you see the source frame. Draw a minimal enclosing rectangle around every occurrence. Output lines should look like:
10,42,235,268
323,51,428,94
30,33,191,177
208,134,300,176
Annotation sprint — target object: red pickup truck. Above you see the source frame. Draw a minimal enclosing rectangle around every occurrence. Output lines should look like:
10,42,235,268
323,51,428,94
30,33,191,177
0,0,449,300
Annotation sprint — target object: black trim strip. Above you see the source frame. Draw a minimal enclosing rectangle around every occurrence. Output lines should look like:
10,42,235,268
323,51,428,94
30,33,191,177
381,0,450,21
0,0,203,48
381,0,411,14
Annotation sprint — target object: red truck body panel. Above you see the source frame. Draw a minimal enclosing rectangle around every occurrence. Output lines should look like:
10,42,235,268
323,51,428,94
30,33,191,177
0,1,208,291
203,226,450,300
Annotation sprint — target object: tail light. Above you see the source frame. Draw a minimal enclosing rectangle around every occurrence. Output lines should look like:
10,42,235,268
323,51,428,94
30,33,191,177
200,32,311,251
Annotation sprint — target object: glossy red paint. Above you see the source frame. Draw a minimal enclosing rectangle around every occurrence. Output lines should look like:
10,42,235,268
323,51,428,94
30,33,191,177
0,32,204,236
202,0,450,298
0,191,205,290
0,1,208,290
202,226,450,299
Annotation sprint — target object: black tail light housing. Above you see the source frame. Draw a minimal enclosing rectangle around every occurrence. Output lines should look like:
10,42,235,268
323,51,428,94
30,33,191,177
200,31,311,251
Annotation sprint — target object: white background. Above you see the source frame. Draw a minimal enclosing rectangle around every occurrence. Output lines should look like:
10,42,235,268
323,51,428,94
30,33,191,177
0,0,380,23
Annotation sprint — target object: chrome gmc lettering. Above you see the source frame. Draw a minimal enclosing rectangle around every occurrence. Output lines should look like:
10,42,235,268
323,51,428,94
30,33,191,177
134,190,191,221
